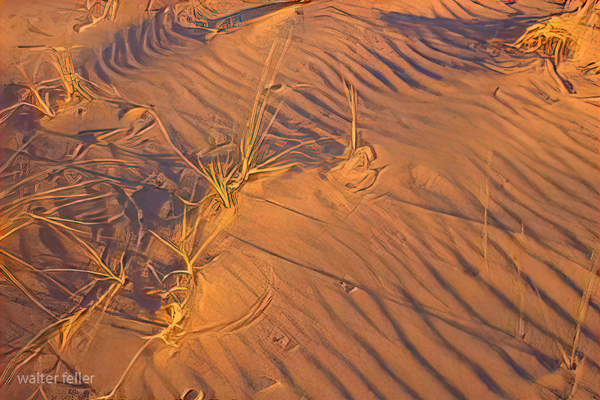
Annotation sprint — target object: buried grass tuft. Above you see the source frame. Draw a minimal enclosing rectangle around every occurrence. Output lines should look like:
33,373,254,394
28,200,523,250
0,46,135,124
73,0,120,33
508,0,600,92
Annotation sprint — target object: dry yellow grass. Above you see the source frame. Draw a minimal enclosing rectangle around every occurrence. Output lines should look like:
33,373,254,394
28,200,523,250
74,0,120,33
0,26,296,400
511,0,600,71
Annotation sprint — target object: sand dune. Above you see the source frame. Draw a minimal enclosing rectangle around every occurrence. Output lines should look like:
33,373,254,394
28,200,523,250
1,1,599,399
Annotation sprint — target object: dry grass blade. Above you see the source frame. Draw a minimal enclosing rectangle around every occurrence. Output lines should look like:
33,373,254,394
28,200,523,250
26,213,123,283
0,178,106,217
239,29,293,183
19,65,56,117
0,308,87,391
189,205,236,268
0,66,56,122
246,108,315,175
148,230,185,257
93,338,155,400
0,133,39,175
94,301,186,399
0,221,33,242
342,78,358,153
36,213,124,227
25,387,40,400
147,109,205,177
2,194,90,220
25,213,88,234
0,350,41,393
0,277,122,391
44,192,114,215
0,103,43,125
570,251,599,368
76,0,120,33
148,229,192,275
47,48,94,103
0,247,74,296
143,302,184,345
0,161,130,201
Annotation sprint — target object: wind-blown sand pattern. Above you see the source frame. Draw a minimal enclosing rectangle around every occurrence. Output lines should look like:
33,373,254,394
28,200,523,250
0,0,599,399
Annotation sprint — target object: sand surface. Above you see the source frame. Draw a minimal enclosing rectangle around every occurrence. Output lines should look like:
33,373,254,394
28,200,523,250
1,1,599,399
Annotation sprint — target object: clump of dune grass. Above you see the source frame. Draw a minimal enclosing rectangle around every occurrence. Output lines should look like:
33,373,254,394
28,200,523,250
0,47,136,124
512,19,578,66
1,183,206,396
0,176,132,392
147,108,238,209
511,0,598,63
42,46,137,105
74,0,120,33
46,47,95,103
509,0,599,91
148,28,295,209
0,65,56,123
237,33,291,182
329,77,380,192
0,256,126,392
197,159,237,209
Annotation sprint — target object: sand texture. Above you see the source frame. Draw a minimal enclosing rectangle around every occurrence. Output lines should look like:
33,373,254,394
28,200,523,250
1,1,599,399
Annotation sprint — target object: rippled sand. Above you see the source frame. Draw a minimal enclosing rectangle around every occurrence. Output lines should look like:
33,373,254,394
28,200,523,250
1,1,599,399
